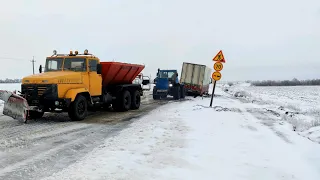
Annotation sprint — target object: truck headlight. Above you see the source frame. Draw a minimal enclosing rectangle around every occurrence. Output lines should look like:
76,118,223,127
169,84,173,87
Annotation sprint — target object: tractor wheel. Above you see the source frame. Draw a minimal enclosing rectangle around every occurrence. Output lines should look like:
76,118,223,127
153,88,160,100
68,95,88,121
161,94,167,99
28,111,44,119
153,94,160,100
180,86,186,99
173,86,181,100
131,90,141,110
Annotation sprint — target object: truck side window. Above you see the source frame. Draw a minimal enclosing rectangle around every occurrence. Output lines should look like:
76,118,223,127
89,60,97,72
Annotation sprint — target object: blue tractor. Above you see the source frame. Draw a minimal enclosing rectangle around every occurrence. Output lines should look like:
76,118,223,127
152,68,186,100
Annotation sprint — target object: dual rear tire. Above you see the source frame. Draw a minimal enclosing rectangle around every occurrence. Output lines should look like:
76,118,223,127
113,90,141,112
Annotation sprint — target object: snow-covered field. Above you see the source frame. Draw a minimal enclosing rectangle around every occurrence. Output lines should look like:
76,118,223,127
222,83,320,143
0,83,21,92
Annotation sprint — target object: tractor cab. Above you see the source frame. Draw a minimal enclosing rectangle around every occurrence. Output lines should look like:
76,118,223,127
152,68,185,100
156,69,178,87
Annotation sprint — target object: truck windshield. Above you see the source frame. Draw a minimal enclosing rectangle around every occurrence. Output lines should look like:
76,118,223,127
45,58,63,72
63,58,86,72
159,71,175,78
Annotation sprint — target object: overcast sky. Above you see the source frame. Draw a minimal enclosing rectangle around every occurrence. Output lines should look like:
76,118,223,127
0,0,319,81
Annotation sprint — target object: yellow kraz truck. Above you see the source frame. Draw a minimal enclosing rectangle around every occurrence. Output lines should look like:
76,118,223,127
16,49,146,122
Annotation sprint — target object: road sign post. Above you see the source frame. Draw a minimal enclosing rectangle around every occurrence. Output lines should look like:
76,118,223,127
209,80,217,107
210,50,226,107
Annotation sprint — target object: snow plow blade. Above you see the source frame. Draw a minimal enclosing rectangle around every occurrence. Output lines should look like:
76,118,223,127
0,90,29,122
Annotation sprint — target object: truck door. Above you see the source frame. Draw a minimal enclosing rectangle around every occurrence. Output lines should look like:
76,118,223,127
88,59,102,96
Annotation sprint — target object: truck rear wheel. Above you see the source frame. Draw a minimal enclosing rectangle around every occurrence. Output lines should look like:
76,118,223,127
131,90,141,110
113,90,131,111
68,95,88,121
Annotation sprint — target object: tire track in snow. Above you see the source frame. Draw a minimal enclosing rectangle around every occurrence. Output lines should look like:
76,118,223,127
0,96,169,180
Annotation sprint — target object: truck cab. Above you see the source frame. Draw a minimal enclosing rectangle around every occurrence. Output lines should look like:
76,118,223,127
152,69,186,100
21,49,102,120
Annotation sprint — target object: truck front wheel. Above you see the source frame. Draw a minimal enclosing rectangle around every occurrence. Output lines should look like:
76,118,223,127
68,95,88,121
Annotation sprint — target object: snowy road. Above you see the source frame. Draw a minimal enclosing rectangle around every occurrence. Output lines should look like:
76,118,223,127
42,87,320,180
1,86,320,180
0,93,176,180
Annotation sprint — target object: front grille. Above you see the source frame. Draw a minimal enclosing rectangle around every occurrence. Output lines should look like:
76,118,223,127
24,85,48,97
21,84,58,105
38,86,47,96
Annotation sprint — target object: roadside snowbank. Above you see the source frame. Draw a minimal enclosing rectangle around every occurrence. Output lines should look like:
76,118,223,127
224,83,320,142
43,88,320,180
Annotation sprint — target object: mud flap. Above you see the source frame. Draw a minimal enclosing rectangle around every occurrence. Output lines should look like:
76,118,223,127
0,90,29,123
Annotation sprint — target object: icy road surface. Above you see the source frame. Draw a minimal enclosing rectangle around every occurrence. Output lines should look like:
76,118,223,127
0,92,176,180
42,87,320,180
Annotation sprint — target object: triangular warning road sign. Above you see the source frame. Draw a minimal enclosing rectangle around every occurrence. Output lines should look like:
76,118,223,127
212,50,226,63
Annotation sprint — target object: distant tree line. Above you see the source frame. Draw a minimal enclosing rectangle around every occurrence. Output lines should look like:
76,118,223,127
247,78,320,86
0,78,22,83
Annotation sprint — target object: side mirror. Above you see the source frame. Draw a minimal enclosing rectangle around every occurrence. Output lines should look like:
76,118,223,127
142,79,150,85
39,65,42,73
97,64,102,74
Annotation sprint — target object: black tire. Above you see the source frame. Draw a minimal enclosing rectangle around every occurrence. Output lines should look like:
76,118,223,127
153,94,160,100
161,94,167,99
153,88,160,100
68,95,88,121
180,86,186,99
173,86,180,100
28,111,44,119
113,90,131,111
131,90,141,110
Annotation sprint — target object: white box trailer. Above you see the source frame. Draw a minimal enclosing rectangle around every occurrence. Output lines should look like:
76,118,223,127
180,62,212,96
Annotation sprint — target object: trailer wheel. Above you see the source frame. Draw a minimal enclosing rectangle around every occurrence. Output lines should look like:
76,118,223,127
68,95,88,121
131,90,141,110
28,111,44,119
